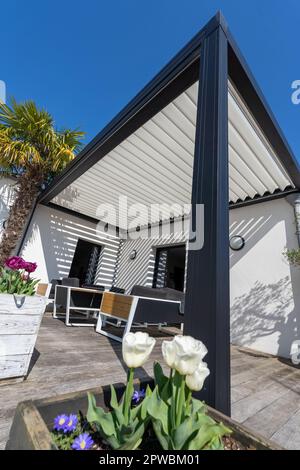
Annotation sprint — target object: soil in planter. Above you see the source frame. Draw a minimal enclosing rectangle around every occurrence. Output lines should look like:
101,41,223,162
222,436,255,451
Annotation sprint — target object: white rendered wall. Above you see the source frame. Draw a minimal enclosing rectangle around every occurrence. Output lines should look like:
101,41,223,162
0,177,16,239
20,204,120,289
229,197,300,359
114,197,300,358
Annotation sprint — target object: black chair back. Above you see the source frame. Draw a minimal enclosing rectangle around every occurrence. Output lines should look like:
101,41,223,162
61,277,80,287
110,286,125,294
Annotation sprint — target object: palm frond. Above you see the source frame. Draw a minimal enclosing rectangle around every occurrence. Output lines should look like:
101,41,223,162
0,130,42,166
0,97,84,179
58,128,85,152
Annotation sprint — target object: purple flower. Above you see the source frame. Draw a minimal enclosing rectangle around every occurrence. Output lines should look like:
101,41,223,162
5,256,26,270
132,389,146,404
53,414,69,431
24,261,37,273
72,433,94,451
63,414,78,433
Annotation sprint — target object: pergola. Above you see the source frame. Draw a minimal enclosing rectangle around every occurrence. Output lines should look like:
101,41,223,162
36,12,300,415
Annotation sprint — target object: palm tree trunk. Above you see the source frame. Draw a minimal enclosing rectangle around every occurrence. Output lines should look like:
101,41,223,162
0,173,41,265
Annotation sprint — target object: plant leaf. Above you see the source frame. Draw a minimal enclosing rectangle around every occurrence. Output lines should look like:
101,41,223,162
173,415,201,449
187,422,231,450
110,385,119,410
87,392,116,437
152,419,171,450
154,362,168,390
119,421,147,450
146,386,169,434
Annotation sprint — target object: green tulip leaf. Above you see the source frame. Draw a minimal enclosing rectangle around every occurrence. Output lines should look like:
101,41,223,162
187,423,230,450
191,398,207,414
120,438,142,451
120,421,147,449
152,419,171,450
110,385,120,410
87,392,116,437
195,411,217,426
206,435,224,450
154,362,168,391
173,415,202,449
147,386,169,434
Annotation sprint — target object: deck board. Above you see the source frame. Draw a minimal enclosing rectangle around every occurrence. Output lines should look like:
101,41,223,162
0,313,300,449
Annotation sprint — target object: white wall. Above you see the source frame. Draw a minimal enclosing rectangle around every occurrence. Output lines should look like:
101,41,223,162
114,219,188,293
114,197,300,359
20,204,121,289
0,177,16,239
230,197,300,358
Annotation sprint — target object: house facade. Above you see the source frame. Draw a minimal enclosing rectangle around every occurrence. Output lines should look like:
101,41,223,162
1,12,300,413
11,191,299,360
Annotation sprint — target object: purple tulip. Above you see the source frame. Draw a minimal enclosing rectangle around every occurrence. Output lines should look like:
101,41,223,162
24,261,37,273
5,256,27,270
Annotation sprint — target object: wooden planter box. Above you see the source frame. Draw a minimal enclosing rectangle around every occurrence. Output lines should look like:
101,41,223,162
0,294,47,381
6,379,282,450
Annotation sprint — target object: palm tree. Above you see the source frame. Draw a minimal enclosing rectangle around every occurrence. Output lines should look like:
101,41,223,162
0,99,84,265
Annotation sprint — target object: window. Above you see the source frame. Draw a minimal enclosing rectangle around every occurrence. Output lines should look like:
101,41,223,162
69,239,102,286
153,244,186,292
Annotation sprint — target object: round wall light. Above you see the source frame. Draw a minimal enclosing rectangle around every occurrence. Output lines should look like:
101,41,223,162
229,235,245,251
129,249,137,260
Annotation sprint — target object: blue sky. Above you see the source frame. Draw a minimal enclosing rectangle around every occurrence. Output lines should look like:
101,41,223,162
1,0,300,161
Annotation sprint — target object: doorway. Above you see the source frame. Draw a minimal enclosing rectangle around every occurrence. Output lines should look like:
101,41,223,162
69,239,102,286
153,244,186,291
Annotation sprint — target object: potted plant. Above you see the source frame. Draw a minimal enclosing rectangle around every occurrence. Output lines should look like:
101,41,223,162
6,332,281,450
0,256,47,381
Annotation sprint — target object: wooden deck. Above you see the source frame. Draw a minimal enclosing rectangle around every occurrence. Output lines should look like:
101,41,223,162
1,313,300,450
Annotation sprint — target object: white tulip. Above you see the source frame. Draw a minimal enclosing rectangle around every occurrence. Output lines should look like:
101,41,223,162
122,332,156,368
162,335,208,375
161,339,176,369
186,361,210,391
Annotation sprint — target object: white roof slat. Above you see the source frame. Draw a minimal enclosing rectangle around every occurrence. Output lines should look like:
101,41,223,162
123,137,192,188
145,119,194,165
228,85,292,191
51,80,294,229
229,121,276,194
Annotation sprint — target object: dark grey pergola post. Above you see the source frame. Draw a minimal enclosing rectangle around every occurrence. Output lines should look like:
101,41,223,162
184,24,230,415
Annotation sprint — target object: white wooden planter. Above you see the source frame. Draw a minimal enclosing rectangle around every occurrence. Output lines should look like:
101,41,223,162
0,294,47,381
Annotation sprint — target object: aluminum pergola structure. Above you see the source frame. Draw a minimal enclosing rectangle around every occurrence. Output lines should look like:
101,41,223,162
30,12,300,416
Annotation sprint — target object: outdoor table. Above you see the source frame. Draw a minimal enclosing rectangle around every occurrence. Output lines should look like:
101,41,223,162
53,285,104,327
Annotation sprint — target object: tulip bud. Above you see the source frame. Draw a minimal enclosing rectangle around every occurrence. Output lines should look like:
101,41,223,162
186,361,210,392
122,332,156,368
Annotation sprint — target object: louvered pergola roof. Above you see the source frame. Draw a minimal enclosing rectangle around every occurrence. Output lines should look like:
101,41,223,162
42,80,295,229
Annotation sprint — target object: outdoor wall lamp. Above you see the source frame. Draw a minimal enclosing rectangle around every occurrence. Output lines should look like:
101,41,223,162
129,249,137,260
229,235,245,251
